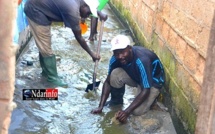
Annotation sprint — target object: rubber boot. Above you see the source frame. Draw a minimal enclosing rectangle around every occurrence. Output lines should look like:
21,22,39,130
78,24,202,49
105,86,125,106
39,53,48,77
42,55,68,87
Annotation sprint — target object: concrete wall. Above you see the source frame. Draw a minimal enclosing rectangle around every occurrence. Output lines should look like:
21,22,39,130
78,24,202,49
0,0,30,133
109,0,215,133
195,12,215,133
0,1,17,134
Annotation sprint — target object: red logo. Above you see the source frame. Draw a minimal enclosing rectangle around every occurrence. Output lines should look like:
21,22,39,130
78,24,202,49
46,89,58,98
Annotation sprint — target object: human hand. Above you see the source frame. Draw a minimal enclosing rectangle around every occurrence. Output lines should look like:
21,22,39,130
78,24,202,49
115,110,128,123
81,18,85,24
91,53,100,62
97,11,108,22
91,107,103,114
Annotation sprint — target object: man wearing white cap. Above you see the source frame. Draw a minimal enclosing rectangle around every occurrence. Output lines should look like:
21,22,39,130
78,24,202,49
24,0,107,87
91,34,165,123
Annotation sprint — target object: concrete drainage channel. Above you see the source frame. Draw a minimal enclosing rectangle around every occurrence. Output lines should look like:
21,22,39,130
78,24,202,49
10,4,182,134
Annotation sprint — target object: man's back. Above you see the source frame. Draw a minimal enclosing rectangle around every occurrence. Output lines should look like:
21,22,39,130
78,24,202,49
24,0,80,29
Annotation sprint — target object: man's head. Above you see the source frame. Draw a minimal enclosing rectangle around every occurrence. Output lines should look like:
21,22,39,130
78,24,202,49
80,0,99,18
111,35,133,65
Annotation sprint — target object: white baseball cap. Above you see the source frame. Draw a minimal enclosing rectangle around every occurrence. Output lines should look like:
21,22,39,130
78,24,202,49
84,0,99,17
111,35,130,51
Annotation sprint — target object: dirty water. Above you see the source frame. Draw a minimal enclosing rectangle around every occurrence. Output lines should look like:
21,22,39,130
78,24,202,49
9,4,177,134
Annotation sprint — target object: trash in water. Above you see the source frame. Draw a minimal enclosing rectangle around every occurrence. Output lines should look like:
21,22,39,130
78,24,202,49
21,60,33,66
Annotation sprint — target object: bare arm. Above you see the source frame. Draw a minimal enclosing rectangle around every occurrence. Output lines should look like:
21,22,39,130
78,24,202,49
116,88,150,122
125,89,150,114
72,29,99,61
91,75,111,114
74,11,107,61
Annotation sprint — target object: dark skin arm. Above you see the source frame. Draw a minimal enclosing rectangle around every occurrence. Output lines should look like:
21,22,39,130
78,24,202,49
80,18,86,24
81,11,108,24
91,75,111,114
73,11,107,61
116,88,150,123
72,29,99,62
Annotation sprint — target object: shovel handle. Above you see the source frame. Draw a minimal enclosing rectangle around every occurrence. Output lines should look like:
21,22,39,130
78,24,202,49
96,20,105,58
92,20,105,92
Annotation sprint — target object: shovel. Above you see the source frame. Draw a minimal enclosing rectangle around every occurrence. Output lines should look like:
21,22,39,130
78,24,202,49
85,20,105,93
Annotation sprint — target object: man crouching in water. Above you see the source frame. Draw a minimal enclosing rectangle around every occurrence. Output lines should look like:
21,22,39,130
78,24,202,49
91,34,165,123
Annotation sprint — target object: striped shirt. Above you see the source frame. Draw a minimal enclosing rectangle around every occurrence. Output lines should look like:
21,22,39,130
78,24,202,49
108,46,165,89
